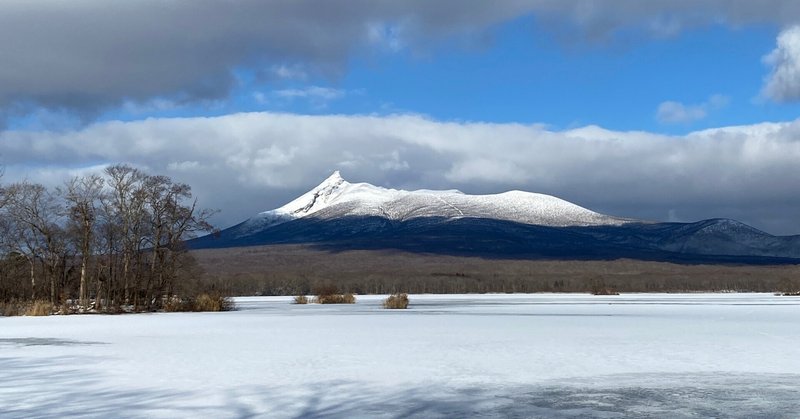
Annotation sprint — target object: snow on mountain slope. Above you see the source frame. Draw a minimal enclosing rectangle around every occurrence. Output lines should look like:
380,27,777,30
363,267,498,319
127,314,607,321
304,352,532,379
237,171,632,237
192,172,800,261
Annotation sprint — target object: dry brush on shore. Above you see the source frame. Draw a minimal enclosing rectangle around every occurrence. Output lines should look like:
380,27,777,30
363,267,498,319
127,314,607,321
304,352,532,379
192,245,800,296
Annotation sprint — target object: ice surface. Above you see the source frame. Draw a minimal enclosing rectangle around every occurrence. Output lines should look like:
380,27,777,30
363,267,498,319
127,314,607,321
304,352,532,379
1,293,799,418
238,171,631,236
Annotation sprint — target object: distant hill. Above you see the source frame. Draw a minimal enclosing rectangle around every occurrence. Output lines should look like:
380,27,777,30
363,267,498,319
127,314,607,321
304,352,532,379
189,172,800,264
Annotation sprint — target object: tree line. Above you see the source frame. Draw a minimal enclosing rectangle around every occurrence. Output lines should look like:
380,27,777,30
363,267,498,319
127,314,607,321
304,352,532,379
208,269,798,296
0,164,216,313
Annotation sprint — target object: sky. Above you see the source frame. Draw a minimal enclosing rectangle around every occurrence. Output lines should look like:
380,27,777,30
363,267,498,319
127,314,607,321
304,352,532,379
1,1,800,235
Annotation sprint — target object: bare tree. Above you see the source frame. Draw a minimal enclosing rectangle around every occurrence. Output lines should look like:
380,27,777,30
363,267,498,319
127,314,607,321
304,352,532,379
104,164,147,306
3,181,66,303
63,174,105,310
143,175,215,308
96,189,122,307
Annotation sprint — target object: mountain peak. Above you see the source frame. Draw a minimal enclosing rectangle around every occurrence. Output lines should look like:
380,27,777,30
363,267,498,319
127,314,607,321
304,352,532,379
326,170,343,183
312,170,347,192
314,170,346,190
234,172,634,239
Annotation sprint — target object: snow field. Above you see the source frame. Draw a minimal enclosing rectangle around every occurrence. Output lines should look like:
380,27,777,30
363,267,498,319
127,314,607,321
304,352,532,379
1,293,799,418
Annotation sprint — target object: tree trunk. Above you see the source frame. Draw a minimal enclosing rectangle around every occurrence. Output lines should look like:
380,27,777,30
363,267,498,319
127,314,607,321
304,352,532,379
95,271,103,311
29,257,36,300
79,259,88,310
79,220,91,310
49,267,55,305
122,252,130,304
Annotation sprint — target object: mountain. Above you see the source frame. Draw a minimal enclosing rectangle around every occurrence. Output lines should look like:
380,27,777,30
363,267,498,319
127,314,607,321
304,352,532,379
189,172,800,264
231,171,631,234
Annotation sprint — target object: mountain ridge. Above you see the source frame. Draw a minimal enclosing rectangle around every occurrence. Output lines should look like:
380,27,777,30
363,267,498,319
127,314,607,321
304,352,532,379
235,171,633,238
190,172,800,264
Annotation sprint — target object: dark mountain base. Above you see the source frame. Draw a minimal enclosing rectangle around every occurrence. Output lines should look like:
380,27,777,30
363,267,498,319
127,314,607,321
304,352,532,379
191,245,800,296
190,216,800,265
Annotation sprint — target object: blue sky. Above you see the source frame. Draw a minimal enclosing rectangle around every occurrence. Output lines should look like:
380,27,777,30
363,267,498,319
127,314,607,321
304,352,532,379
66,18,798,135
2,2,800,234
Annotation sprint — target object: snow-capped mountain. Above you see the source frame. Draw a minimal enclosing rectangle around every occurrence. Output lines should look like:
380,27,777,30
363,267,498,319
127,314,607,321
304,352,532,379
190,172,800,264
236,171,632,237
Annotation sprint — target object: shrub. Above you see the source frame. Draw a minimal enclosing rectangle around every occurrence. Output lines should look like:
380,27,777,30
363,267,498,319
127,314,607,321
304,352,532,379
163,297,193,312
0,301,24,317
383,293,409,309
163,292,235,312
588,277,619,295
0,300,52,316
25,301,53,316
777,278,799,296
293,295,308,304
59,301,74,315
313,293,356,304
309,282,355,304
194,292,235,312
105,302,126,314
591,287,620,296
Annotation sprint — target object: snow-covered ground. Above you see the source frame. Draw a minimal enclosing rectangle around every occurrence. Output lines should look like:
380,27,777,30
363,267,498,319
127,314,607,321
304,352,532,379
2,293,799,418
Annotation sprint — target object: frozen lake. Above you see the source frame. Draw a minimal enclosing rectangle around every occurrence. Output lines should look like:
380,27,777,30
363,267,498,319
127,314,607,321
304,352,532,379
2,293,799,418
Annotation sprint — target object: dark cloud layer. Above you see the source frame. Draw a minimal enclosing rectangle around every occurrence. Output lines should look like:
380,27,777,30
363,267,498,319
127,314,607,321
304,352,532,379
3,0,800,118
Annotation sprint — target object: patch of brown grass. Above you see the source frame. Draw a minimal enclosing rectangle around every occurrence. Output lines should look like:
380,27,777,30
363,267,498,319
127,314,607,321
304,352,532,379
293,295,308,304
163,297,193,312
25,301,53,316
309,282,355,304
383,293,409,309
163,292,235,312
589,278,619,295
313,293,356,304
195,292,235,311
777,278,799,295
0,300,54,316
591,288,620,296
1,301,25,316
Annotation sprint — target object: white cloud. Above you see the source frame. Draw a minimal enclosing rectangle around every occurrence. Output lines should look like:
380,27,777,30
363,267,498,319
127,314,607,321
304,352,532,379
269,64,308,81
378,150,410,171
252,86,354,108
761,25,800,102
656,94,730,124
2,112,800,235
274,86,346,101
656,101,708,124
270,86,350,109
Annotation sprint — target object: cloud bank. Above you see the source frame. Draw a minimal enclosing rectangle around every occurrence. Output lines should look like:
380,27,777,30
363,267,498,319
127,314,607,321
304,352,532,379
2,112,799,235
4,0,800,120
